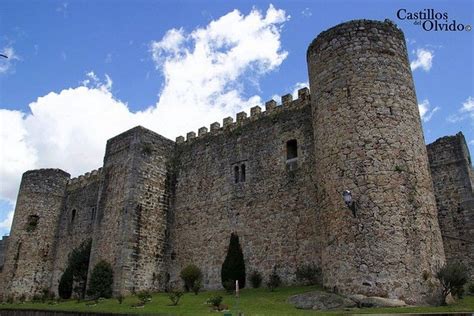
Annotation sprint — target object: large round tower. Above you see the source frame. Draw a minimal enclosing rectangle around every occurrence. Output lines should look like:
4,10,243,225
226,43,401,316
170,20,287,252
1,169,70,299
307,20,445,304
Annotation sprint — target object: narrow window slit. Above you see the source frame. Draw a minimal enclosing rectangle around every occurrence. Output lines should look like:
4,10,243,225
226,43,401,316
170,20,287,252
234,166,239,183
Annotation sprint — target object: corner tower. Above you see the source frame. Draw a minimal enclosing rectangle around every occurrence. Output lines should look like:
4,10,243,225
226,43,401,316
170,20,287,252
307,19,445,303
1,169,70,299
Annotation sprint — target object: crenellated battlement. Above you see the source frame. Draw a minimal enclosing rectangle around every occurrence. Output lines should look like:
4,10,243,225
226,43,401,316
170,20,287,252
175,87,310,144
67,168,103,187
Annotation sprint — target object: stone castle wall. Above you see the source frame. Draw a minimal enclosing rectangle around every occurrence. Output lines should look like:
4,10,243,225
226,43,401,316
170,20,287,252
50,169,102,295
307,19,445,304
169,90,321,289
0,236,9,271
87,127,174,295
0,169,70,299
427,132,474,280
1,19,472,304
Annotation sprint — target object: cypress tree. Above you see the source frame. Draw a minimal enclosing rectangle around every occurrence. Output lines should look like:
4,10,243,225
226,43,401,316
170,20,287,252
58,267,73,299
221,233,246,289
57,239,92,299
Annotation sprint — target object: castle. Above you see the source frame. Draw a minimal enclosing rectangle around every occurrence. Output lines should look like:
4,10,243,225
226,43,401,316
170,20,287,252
0,19,473,305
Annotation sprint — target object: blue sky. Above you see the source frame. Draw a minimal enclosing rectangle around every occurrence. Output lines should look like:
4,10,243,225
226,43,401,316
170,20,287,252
0,0,473,236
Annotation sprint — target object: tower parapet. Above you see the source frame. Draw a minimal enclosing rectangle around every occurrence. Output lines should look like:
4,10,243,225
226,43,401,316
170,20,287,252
307,19,445,304
0,169,70,299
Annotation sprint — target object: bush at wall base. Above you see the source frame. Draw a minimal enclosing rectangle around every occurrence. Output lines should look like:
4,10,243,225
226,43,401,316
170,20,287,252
87,260,114,299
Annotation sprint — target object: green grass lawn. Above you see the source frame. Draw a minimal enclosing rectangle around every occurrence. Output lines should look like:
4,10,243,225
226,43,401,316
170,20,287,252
1,286,473,316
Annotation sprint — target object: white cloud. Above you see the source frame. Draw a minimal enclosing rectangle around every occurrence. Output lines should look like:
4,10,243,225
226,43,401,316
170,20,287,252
418,99,440,122
0,210,14,231
105,53,112,64
447,96,474,123
301,8,312,17
410,48,434,72
0,5,289,231
56,2,68,17
146,4,289,137
0,46,20,74
461,96,474,113
291,82,309,99
269,81,308,104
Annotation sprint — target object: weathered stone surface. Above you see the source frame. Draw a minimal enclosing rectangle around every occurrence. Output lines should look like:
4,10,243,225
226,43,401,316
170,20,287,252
348,294,406,307
1,19,470,305
0,169,70,299
427,132,474,281
169,101,319,290
0,236,9,270
50,169,101,294
307,19,445,304
289,291,357,310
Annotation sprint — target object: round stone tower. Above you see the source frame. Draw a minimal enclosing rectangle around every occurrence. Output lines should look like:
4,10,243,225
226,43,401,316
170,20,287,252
307,19,445,304
1,169,70,299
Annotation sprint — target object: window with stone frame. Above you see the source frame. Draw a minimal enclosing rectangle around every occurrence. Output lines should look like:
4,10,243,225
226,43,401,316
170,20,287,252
233,163,247,183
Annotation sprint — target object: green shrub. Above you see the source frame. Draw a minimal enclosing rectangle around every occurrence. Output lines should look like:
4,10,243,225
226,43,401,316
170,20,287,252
87,260,113,299
116,294,124,304
249,270,262,288
57,239,92,299
136,290,152,305
31,294,42,303
18,295,26,303
180,264,202,292
295,263,322,285
58,267,73,299
40,289,55,303
167,289,183,306
266,267,281,292
191,279,202,295
222,280,235,294
468,282,474,294
221,233,246,289
207,295,223,308
69,239,92,298
436,262,468,304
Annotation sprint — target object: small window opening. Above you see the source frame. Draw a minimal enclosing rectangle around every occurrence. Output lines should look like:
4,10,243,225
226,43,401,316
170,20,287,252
26,215,39,232
91,207,96,220
240,164,246,182
389,106,393,115
287,139,298,160
71,209,76,223
234,166,239,183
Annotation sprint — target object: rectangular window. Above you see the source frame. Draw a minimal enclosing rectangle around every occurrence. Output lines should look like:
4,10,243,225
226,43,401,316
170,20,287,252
91,207,96,220
233,163,247,183
287,139,298,160
234,166,239,183
240,164,246,182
